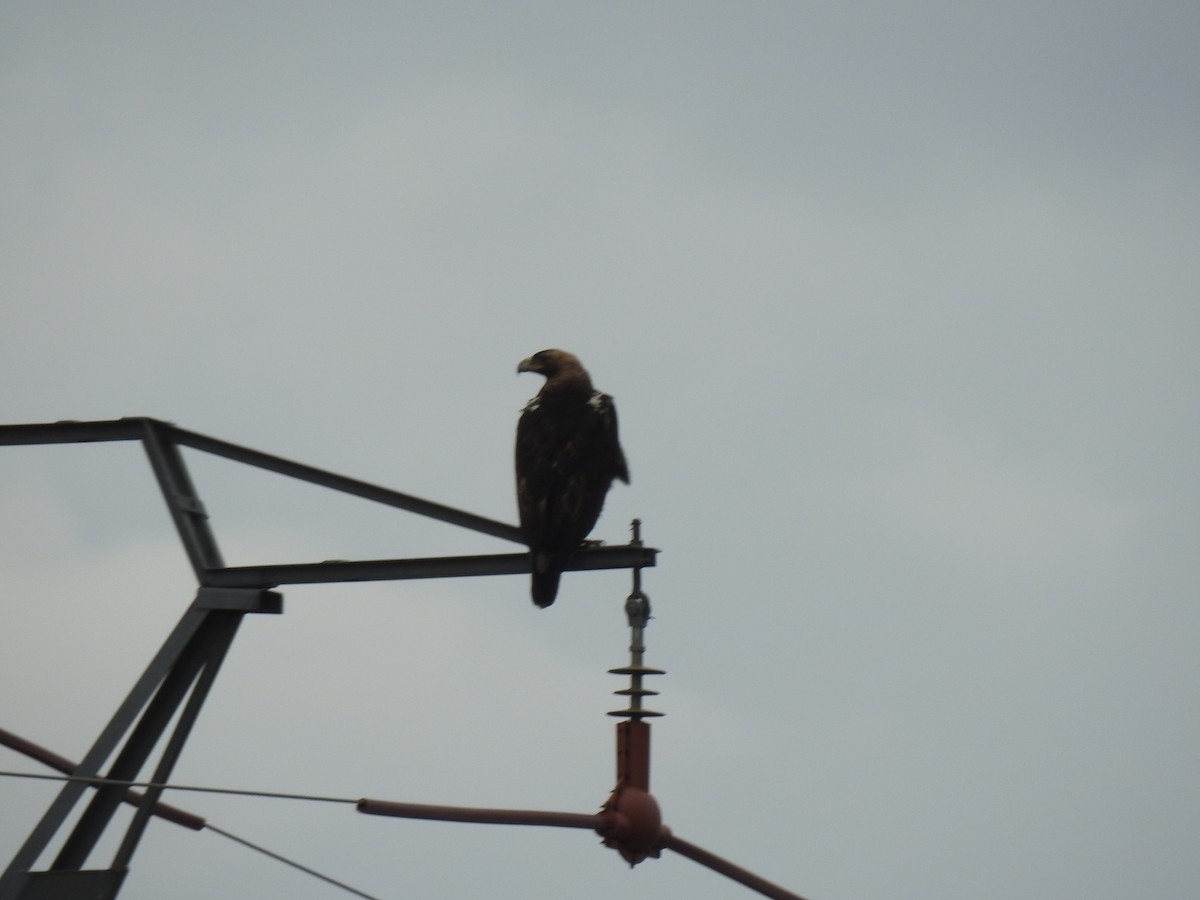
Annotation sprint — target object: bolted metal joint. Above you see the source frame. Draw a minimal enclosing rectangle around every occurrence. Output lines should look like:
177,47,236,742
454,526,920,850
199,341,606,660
624,589,651,629
598,786,670,867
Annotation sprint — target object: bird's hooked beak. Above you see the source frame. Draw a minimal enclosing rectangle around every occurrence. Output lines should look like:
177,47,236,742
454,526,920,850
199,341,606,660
517,356,538,375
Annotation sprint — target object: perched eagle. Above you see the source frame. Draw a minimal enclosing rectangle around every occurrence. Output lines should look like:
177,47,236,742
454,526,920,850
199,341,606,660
516,349,629,607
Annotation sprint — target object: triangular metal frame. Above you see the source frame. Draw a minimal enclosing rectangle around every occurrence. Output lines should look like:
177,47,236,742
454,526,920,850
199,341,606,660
0,418,656,900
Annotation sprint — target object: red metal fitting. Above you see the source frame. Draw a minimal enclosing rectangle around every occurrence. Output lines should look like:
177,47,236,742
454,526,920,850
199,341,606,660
599,784,670,866
596,719,670,865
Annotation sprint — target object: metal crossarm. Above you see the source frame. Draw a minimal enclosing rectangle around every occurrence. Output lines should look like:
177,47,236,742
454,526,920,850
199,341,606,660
204,545,657,588
0,417,657,900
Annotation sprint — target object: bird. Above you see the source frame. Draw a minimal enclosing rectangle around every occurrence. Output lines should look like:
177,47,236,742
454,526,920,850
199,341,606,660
515,349,629,607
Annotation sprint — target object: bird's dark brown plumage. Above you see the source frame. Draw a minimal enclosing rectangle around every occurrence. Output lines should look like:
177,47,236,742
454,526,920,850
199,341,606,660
515,349,629,607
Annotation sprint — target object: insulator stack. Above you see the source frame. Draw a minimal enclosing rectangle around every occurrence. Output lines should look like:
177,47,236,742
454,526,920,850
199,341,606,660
607,664,666,719
608,520,665,720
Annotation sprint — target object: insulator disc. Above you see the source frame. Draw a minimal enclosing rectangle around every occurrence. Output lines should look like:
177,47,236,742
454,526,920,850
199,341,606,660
606,708,666,718
607,665,666,676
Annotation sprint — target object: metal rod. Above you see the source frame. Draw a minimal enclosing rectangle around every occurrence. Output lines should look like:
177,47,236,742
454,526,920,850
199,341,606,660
0,418,145,445
663,834,810,900
139,419,225,577
357,798,810,900
608,520,664,719
355,799,602,831
627,520,651,714
168,424,524,545
204,545,657,588
0,729,204,832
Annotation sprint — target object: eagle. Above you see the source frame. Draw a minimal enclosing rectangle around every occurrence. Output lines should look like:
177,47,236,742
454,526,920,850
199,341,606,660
516,349,629,607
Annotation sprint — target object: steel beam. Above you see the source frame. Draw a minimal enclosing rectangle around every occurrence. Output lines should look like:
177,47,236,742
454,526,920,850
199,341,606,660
110,612,242,871
139,419,225,578
202,544,657,588
51,614,226,870
0,608,208,896
0,419,144,445
169,424,523,544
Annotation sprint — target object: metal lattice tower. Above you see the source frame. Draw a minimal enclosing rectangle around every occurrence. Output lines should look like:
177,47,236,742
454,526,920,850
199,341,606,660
0,417,656,900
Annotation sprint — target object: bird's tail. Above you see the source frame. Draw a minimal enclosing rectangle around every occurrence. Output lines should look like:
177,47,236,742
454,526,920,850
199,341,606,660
530,552,561,608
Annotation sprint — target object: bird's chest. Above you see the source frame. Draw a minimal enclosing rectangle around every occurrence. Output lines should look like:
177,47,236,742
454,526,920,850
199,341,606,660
525,399,593,439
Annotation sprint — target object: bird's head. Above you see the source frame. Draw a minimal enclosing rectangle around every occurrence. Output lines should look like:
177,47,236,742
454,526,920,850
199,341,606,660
517,349,581,379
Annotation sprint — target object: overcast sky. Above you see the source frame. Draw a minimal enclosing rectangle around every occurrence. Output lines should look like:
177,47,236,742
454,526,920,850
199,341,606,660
2,3,1198,899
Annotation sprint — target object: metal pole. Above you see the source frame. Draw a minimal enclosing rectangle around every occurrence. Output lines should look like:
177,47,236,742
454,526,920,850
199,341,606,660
111,611,242,870
0,607,207,897
51,613,221,869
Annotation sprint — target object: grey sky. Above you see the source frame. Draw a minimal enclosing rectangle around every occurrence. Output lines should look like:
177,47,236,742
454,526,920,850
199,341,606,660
2,3,1198,899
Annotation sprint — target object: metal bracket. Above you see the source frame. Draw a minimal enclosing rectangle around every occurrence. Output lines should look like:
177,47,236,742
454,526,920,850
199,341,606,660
193,588,282,614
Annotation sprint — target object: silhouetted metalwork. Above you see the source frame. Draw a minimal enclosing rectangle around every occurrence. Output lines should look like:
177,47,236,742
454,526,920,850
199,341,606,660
0,729,203,832
3,419,807,899
0,737,377,899
356,550,809,900
598,524,667,864
358,794,809,900
607,519,665,720
0,418,657,900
